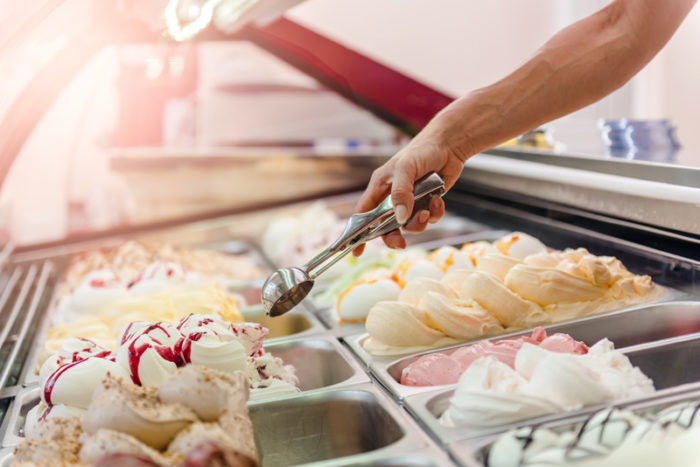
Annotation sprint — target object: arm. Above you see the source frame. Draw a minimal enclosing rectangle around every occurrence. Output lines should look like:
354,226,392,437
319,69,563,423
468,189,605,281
355,0,696,252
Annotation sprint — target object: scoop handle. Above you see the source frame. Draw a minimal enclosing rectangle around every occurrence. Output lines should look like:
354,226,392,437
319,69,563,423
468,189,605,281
325,172,445,253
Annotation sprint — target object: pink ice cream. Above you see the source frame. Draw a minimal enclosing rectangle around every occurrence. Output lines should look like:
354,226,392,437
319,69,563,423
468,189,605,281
399,327,588,386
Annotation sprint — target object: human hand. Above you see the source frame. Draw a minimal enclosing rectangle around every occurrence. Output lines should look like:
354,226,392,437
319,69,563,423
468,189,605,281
353,135,466,255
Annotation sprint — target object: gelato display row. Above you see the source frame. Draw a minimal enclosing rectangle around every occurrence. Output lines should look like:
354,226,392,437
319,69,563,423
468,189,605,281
0,189,698,467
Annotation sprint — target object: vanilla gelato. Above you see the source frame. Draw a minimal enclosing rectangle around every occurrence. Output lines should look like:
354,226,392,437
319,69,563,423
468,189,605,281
262,201,345,269
15,366,260,466
440,339,654,428
29,313,299,437
363,233,663,355
60,240,264,297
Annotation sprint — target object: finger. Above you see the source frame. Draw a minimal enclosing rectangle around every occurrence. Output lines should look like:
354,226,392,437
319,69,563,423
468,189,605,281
428,196,445,224
352,244,365,257
403,210,430,233
355,167,391,214
390,160,417,225
383,230,406,249
442,158,467,191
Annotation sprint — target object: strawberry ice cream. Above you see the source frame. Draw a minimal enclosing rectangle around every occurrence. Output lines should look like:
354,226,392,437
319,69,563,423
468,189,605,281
400,327,587,386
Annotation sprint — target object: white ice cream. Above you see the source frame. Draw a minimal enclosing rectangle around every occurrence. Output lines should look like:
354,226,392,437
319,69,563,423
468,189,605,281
440,339,654,428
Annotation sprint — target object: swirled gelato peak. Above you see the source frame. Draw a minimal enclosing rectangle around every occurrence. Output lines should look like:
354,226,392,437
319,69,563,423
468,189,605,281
32,313,298,445
116,322,182,387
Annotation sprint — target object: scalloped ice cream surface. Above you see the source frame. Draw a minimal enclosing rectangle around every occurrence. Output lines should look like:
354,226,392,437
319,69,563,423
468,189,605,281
328,232,547,323
30,313,299,433
487,399,700,467
400,327,588,386
439,338,655,429
361,232,664,355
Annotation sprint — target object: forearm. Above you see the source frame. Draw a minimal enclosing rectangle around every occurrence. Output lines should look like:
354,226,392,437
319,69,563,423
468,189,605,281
424,0,696,161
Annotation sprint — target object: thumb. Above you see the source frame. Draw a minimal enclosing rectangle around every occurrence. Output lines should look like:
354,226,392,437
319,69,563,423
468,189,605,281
391,162,417,225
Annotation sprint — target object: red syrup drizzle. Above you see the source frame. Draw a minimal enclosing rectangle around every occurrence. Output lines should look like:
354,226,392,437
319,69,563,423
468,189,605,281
177,315,215,332
69,338,112,363
37,405,53,422
126,323,182,386
43,359,86,406
178,332,204,364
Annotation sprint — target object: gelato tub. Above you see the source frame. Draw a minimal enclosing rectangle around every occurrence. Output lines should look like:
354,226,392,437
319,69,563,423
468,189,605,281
247,384,436,466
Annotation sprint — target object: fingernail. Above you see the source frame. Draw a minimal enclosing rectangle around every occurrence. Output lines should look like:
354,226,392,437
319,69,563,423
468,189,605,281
395,204,408,224
418,210,430,223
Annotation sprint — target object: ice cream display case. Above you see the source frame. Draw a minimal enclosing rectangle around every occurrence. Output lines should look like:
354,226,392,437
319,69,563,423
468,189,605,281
1,2,700,467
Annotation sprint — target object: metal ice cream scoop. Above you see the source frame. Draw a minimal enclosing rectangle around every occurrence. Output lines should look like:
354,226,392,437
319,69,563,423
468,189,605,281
261,172,445,317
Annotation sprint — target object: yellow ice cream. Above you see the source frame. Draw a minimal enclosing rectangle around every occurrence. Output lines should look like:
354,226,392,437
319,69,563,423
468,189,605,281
364,301,458,355
362,236,664,355
41,284,242,364
418,292,503,340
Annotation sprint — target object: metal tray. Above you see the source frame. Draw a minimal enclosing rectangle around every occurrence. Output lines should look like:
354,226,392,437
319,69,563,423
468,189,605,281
247,383,436,467
248,309,329,343
315,446,456,467
369,300,700,402
0,448,10,467
450,387,700,467
402,332,700,446
261,336,370,393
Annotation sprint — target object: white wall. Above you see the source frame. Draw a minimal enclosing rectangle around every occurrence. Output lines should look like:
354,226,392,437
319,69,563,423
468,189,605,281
654,5,700,162
288,0,700,154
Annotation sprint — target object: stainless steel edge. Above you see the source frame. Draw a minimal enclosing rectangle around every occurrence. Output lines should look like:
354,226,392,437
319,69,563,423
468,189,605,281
262,334,371,394
260,308,331,344
2,386,36,448
246,382,435,466
0,243,14,273
18,269,63,387
448,436,493,467
299,445,457,467
0,448,12,467
344,333,379,369
0,262,52,391
462,153,700,235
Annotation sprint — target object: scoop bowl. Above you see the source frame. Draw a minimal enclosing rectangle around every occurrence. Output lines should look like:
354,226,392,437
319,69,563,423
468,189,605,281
261,267,314,317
